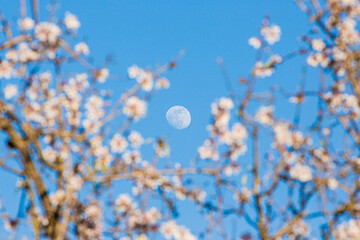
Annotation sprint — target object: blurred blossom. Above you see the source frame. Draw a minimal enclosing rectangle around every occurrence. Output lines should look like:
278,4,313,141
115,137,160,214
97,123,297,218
0,60,13,79
123,96,147,120
248,37,261,49
96,68,109,83
290,164,313,182
74,42,90,55
18,17,34,30
311,39,326,51
261,24,281,45
116,194,137,213
4,84,18,99
128,131,144,148
110,134,128,153
128,65,141,79
255,105,274,125
155,77,170,89
64,12,81,30
35,22,61,44
123,150,142,165
67,175,83,191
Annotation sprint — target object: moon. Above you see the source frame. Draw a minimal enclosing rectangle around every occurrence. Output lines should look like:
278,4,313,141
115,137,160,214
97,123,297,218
166,106,191,129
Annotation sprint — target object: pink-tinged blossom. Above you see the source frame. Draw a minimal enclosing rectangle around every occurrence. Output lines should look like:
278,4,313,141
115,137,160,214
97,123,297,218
311,39,326,51
96,68,109,83
42,147,57,163
5,50,18,62
160,221,178,239
289,95,303,104
136,70,154,92
135,235,149,240
314,148,331,163
74,42,89,55
219,123,249,160
291,131,307,149
209,98,233,133
160,221,197,240
35,22,61,44
154,139,170,158
0,60,13,79
306,53,330,67
231,123,247,142
327,178,338,190
128,65,141,79
123,96,147,120
115,194,137,213
333,47,346,62
4,84,18,99
76,73,90,89
77,204,103,239
85,95,104,120
289,164,313,182
26,84,39,100
339,18,360,45
342,0,356,6
334,219,360,239
261,24,281,45
4,219,12,231
94,146,113,170
234,188,252,203
23,102,43,124
174,226,197,240
248,37,261,49
17,43,39,62
229,144,247,161
287,220,310,238
255,105,274,125
219,130,233,145
210,112,230,131
82,119,102,134
90,136,103,149
198,139,219,160
62,82,80,100
217,97,234,111
223,163,241,177
155,77,170,89
67,175,83,192
43,98,60,126
269,54,282,64
18,17,34,30
64,12,81,30
253,61,274,78
175,189,186,200
85,204,102,219
120,237,130,240
128,131,144,148
322,128,331,136
110,134,128,153
144,207,162,224
39,72,52,89
49,190,65,206
123,150,141,165
273,121,292,146
190,189,207,202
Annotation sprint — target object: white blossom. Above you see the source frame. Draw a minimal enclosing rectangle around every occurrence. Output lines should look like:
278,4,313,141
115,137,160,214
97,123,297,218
4,84,18,99
35,22,61,44
261,24,281,45
123,96,147,120
64,12,81,30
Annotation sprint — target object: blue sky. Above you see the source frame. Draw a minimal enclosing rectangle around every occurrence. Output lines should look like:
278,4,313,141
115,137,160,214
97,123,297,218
0,0,321,238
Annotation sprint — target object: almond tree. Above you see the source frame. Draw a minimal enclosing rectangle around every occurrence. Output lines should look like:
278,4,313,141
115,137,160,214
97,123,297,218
0,0,359,239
